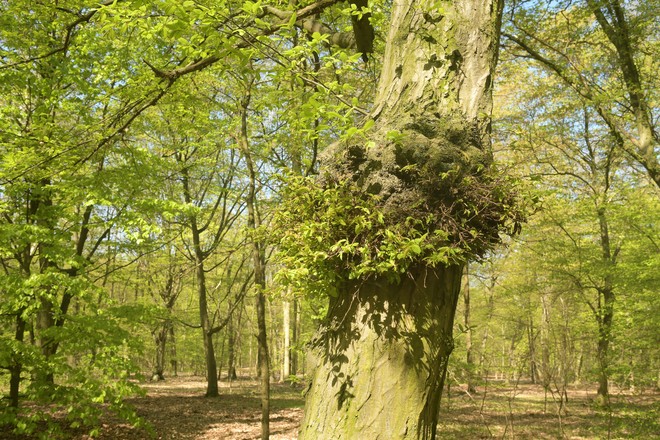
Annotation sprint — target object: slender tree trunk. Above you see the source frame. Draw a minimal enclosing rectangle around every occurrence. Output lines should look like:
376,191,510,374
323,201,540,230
196,251,219,397
239,82,270,440
595,206,615,404
462,265,476,393
255,285,270,439
479,267,497,377
540,290,552,390
9,313,27,408
35,185,56,385
527,315,537,384
282,299,291,382
182,168,219,397
291,298,299,375
169,325,178,377
268,298,278,380
227,314,238,380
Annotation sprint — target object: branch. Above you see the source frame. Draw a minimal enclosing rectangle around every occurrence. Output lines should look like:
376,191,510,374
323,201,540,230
149,0,346,80
0,0,120,70
262,5,355,49
143,56,221,81
504,31,660,188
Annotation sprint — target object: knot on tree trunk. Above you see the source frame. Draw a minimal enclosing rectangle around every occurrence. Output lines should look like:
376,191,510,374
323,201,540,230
319,115,520,258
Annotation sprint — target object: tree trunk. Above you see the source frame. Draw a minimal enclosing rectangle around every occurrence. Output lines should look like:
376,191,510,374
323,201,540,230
299,266,463,439
527,315,537,384
282,299,291,381
182,168,219,398
595,206,615,404
462,265,476,393
35,186,56,385
299,1,503,438
197,255,219,397
479,268,496,376
255,287,270,439
540,290,552,391
169,325,178,377
239,81,270,440
9,313,27,408
291,298,299,375
227,313,238,380
152,323,169,381
35,297,56,384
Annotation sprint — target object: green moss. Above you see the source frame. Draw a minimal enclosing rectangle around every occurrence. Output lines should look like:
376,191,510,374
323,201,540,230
270,111,524,298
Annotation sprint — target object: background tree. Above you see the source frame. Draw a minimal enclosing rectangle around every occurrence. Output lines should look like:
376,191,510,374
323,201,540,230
502,0,660,188
492,30,660,402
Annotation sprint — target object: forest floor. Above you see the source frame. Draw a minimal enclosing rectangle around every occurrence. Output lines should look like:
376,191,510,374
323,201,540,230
4,376,660,439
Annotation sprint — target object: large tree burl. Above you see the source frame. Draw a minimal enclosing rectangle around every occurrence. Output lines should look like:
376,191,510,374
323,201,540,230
320,114,490,224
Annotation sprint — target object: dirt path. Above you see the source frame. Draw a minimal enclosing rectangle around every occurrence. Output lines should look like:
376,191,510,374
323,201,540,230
5,378,659,439
90,377,304,440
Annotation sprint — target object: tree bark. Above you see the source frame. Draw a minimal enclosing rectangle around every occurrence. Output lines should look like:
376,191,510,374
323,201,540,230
595,206,615,404
479,267,496,376
227,312,238,380
462,265,476,393
239,81,270,440
540,290,552,390
292,298,300,375
9,313,27,408
282,299,291,381
299,1,503,438
152,324,169,381
181,167,219,397
527,315,537,384
299,266,463,440
195,242,219,397
169,325,178,377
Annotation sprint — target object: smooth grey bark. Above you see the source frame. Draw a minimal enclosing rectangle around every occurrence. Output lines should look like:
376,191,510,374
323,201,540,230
299,0,504,439
595,206,615,403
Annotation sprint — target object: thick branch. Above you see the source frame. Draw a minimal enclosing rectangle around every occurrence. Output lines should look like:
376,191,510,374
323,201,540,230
149,0,342,80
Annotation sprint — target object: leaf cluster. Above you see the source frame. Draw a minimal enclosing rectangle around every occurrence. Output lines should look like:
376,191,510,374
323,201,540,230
270,169,524,298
